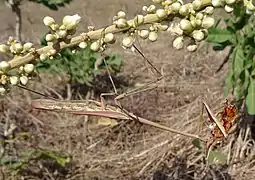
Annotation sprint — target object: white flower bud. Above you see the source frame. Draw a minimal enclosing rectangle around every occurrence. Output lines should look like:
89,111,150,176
224,5,234,13
122,36,135,48
116,18,128,28
179,5,189,16
0,86,6,95
202,16,215,29
11,43,23,54
147,5,156,13
112,16,118,22
56,30,67,38
159,24,168,31
167,23,183,36
187,44,197,52
24,64,34,74
149,25,156,31
226,0,236,5
20,76,28,85
19,66,24,72
152,0,163,3
142,6,148,12
90,41,100,52
196,12,204,20
180,19,193,32
165,8,172,15
23,42,33,52
50,24,59,31
139,30,149,39
204,6,214,15
48,49,57,56
62,14,81,30
171,2,181,13
211,0,225,7
148,32,158,42
190,15,196,27
192,30,205,41
59,25,66,30
88,26,95,31
103,33,115,43
0,74,7,85
117,11,126,19
79,42,88,49
173,36,184,50
195,19,202,27
45,34,56,42
192,0,202,10
0,61,10,71
156,9,167,19
40,53,49,61
0,44,9,53
10,76,19,85
163,0,173,6
43,16,55,26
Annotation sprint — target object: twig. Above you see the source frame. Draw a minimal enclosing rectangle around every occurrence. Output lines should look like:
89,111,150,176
128,139,170,160
5,0,22,43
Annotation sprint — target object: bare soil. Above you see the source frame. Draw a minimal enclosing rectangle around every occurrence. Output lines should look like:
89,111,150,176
0,0,254,179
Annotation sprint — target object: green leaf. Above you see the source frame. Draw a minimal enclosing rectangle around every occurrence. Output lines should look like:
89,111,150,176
39,150,71,167
233,46,245,79
207,28,235,44
240,69,250,98
29,0,73,10
246,78,255,115
224,66,234,96
207,150,227,165
192,138,204,150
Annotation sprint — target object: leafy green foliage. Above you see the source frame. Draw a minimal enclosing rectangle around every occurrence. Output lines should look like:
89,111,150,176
207,3,255,115
37,35,122,87
28,0,73,10
192,139,228,165
0,148,70,171
207,150,227,165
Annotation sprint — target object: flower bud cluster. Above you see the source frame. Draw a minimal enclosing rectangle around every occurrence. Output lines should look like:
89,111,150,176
140,0,216,51
113,11,129,29
43,14,81,43
40,14,81,61
90,32,116,52
0,60,35,95
0,37,35,56
211,0,254,14
0,36,37,95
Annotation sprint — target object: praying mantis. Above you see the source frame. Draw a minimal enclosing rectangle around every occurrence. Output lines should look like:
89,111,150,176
27,42,238,155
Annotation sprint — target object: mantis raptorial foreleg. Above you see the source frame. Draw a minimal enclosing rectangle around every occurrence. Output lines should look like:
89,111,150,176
100,44,163,110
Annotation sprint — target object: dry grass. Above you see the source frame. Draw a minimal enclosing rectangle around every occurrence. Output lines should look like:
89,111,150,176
0,0,255,179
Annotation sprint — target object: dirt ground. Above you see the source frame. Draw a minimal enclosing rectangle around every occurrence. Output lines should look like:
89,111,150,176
0,0,255,179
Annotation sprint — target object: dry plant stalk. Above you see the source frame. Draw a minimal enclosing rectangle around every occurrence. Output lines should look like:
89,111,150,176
202,100,238,153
